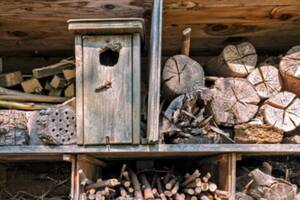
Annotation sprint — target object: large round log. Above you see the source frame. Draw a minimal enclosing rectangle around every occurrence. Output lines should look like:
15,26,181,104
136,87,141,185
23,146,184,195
210,78,260,126
262,91,300,132
247,65,282,99
279,46,300,96
162,55,205,97
206,42,257,77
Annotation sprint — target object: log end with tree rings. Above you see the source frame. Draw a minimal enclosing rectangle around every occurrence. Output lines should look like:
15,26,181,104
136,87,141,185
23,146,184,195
247,65,282,99
280,48,300,96
206,42,257,77
36,105,76,145
262,91,300,132
210,78,260,126
162,55,205,98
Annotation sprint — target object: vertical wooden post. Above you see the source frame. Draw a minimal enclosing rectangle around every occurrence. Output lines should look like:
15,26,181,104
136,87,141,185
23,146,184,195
75,35,84,145
0,57,3,73
147,0,163,143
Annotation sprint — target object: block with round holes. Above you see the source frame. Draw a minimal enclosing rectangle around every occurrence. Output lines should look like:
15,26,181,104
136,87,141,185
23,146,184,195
36,105,76,145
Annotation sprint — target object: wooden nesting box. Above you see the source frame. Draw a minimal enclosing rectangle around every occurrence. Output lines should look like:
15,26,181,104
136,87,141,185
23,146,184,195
68,19,145,145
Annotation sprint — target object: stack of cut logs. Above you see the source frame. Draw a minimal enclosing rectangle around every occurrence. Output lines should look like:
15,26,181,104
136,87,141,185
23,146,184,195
0,58,76,145
160,27,300,144
0,57,74,110
79,164,230,200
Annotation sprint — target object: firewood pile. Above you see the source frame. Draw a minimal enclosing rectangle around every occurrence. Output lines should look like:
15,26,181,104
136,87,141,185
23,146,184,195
80,161,230,200
236,157,300,200
160,27,300,144
0,58,76,146
0,161,71,200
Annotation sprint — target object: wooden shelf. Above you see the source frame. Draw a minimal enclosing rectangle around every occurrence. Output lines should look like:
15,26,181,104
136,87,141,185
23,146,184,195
0,144,299,158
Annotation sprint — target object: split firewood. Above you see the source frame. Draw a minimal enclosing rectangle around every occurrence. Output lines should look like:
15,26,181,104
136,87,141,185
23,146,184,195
21,78,43,94
279,46,300,96
162,28,205,98
261,91,300,132
206,42,257,77
36,105,76,145
49,87,63,97
50,74,67,89
0,71,23,87
234,123,284,144
32,57,75,78
64,83,75,97
210,77,260,126
62,69,75,82
247,65,282,99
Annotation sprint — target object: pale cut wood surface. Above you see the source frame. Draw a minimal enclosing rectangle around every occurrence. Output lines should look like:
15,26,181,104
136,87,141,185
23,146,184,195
262,91,300,132
247,65,282,99
163,55,205,97
280,48,300,96
210,78,260,126
83,35,132,144
206,42,257,77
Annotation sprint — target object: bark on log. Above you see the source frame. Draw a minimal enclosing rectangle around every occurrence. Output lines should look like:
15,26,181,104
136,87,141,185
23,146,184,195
248,169,296,200
206,42,257,77
210,78,260,126
128,169,144,200
247,65,282,99
162,55,205,98
36,105,76,145
261,91,300,132
0,110,30,145
234,123,283,144
280,46,300,96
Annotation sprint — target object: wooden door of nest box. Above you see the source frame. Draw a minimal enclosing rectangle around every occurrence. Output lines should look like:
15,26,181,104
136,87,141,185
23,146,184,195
68,18,144,145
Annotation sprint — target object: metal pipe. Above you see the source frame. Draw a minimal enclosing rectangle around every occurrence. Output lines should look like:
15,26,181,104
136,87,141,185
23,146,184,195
147,0,163,143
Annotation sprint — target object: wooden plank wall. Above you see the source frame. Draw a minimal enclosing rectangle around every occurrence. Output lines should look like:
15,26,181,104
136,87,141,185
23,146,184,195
1,1,300,56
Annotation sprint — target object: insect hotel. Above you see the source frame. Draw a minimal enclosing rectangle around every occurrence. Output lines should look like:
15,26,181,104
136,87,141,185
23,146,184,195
1,0,300,200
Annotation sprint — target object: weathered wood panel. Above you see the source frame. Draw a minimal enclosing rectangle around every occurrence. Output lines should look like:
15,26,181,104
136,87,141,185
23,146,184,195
83,35,133,144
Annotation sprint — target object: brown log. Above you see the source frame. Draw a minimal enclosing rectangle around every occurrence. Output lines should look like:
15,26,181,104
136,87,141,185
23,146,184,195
139,173,155,200
234,123,284,144
279,47,300,96
155,174,167,200
165,177,177,190
0,86,68,103
162,55,205,98
210,77,260,126
261,91,300,132
181,169,200,187
182,188,195,195
247,65,282,99
171,181,180,195
85,178,120,190
181,27,191,56
128,168,144,200
206,42,257,77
